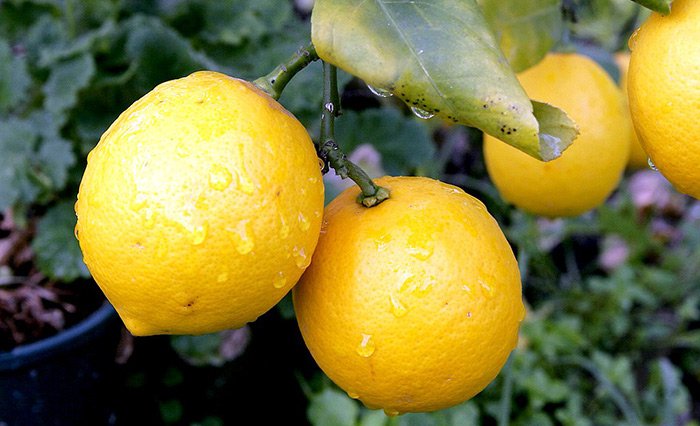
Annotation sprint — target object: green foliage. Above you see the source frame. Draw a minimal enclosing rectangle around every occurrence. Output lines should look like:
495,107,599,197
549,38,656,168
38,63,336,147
32,201,89,281
478,0,563,72
311,0,578,161
2,0,699,424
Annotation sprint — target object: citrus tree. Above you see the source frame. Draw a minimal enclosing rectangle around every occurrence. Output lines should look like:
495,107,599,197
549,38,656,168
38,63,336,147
3,0,700,424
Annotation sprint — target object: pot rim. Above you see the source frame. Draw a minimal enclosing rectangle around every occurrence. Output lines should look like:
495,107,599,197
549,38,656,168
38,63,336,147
0,301,117,371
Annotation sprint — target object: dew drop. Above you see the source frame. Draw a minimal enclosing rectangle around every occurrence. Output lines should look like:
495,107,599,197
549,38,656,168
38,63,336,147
292,246,311,269
413,275,436,297
367,84,393,98
175,142,191,158
407,234,434,260
411,106,435,119
648,157,658,171
209,164,233,191
273,271,287,289
279,214,291,239
347,391,360,400
298,211,311,232
230,220,254,254
518,303,527,321
374,233,392,251
389,292,408,317
356,334,376,357
237,170,255,194
191,222,208,245
478,279,495,298
155,240,167,260
628,27,640,52
130,192,148,211
383,409,400,417
142,208,156,229
236,146,255,194
217,270,229,283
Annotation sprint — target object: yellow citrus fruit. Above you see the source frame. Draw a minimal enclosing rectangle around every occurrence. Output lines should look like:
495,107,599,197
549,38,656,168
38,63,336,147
483,53,631,217
615,52,649,169
628,0,700,198
75,71,324,336
293,176,524,415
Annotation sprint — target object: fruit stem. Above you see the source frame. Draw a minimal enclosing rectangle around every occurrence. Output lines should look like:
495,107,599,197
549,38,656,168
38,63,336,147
252,42,319,100
317,62,390,208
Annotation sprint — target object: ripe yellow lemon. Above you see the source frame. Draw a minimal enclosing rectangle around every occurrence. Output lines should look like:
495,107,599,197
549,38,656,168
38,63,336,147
628,0,700,198
293,176,525,414
483,53,631,217
75,71,324,336
615,52,649,170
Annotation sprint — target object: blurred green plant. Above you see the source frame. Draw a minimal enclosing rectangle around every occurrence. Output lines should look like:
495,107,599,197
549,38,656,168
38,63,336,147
1,0,698,424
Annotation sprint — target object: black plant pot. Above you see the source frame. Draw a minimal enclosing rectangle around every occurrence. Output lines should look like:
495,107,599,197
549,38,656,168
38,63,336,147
0,302,121,426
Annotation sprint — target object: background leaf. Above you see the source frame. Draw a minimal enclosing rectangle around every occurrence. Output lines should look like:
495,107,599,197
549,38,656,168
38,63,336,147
32,201,90,281
632,0,671,14
0,39,31,113
307,388,359,426
311,0,577,160
477,0,563,72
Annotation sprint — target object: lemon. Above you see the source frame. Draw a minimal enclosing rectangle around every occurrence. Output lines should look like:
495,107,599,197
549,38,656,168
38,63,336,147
628,0,700,198
614,52,649,170
483,53,631,217
75,71,324,336
293,176,525,414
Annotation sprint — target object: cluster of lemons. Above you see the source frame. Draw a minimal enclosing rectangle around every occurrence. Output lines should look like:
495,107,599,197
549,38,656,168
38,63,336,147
74,0,698,416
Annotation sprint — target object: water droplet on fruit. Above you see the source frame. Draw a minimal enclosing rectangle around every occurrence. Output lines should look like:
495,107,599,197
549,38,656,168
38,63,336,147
628,27,640,51
273,271,287,289
279,214,290,239
356,334,375,357
154,240,167,261
298,212,310,232
407,234,434,260
411,106,434,119
209,164,233,191
374,233,392,251
383,409,400,417
217,270,229,283
389,292,408,317
237,170,255,194
230,220,254,254
347,391,360,400
130,192,148,211
518,304,527,321
292,246,310,269
175,142,191,158
467,311,473,318
142,208,156,229
191,222,208,245
462,284,473,294
478,279,495,298
73,225,80,240
648,157,658,171
367,84,393,98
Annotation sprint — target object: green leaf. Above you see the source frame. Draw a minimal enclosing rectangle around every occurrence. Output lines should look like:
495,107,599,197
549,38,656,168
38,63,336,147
307,388,359,426
477,0,563,72
43,53,96,116
311,0,578,160
32,201,90,281
632,0,671,14
0,118,39,211
0,40,31,113
196,0,293,46
334,108,436,176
